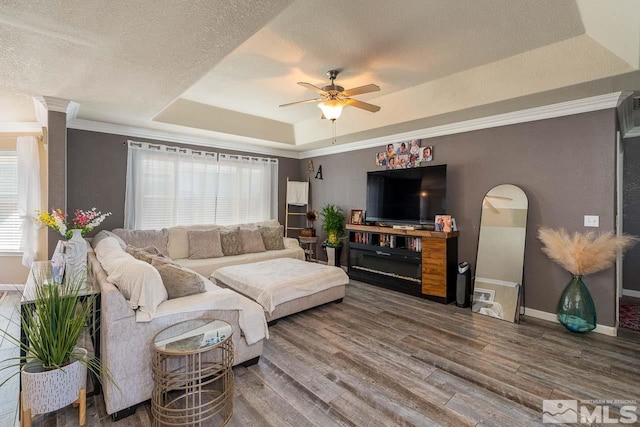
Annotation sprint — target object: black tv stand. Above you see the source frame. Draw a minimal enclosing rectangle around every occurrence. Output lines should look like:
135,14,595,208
346,224,458,303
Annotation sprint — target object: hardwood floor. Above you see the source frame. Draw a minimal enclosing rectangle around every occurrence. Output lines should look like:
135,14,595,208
4,280,640,426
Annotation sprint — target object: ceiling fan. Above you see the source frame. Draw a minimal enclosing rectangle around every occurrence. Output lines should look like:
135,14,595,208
279,70,380,121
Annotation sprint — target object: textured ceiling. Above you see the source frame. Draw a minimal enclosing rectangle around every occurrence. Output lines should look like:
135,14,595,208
0,0,639,151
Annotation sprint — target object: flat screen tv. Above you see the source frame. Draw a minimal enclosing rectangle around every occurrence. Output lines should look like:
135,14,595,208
366,165,446,225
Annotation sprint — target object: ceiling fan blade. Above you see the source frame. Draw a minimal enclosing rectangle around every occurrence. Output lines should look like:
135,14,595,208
298,82,328,95
345,98,381,112
279,98,323,108
342,84,380,97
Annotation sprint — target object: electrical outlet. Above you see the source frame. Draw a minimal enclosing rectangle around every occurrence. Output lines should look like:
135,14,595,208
584,215,599,227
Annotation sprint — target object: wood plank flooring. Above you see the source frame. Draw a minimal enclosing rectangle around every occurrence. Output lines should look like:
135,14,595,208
4,280,640,426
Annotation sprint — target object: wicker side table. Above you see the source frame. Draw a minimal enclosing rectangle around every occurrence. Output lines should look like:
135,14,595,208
152,319,234,426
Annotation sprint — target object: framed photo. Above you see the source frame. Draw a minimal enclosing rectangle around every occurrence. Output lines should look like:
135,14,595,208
420,145,434,163
434,214,452,232
375,152,387,166
350,209,364,225
473,288,496,303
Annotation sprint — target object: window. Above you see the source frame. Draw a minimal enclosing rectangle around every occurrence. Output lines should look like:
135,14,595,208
0,152,21,251
125,142,278,230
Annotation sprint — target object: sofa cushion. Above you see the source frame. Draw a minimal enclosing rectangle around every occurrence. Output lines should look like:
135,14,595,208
112,228,169,256
239,228,266,254
220,227,242,256
176,245,305,277
188,229,224,259
259,226,285,250
151,259,207,299
92,230,126,250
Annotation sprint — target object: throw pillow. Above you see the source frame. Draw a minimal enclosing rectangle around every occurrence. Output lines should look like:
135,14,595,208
151,259,206,299
239,228,266,254
112,228,170,256
188,229,224,259
126,245,180,266
220,227,242,256
259,226,285,250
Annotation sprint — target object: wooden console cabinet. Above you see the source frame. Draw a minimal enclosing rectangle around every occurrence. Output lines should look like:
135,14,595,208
346,224,458,303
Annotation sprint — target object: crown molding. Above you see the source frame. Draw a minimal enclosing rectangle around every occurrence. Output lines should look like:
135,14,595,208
0,122,42,133
298,92,623,159
32,96,80,127
63,92,621,160
67,118,302,159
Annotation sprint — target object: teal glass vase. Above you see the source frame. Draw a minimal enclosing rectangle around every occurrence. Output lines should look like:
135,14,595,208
557,275,596,333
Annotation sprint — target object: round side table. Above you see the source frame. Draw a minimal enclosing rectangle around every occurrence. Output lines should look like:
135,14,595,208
298,236,319,262
152,319,234,426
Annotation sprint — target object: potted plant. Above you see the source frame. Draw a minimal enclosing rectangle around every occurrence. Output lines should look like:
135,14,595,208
0,268,112,423
320,204,346,266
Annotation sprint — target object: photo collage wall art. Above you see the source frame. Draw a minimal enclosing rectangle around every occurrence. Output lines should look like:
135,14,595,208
375,139,433,169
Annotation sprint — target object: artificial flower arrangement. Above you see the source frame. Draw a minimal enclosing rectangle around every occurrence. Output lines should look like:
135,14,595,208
36,208,112,239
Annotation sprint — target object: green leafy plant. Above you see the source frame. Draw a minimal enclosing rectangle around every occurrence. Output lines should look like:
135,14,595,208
0,271,112,387
320,204,346,247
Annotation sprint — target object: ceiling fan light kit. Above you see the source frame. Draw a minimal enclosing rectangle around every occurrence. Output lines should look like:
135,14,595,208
280,69,381,123
317,99,345,121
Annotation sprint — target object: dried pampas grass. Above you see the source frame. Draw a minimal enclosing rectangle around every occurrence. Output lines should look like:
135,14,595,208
538,227,638,276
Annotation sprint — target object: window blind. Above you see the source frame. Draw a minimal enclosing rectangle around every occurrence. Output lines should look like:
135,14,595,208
0,152,21,251
125,142,278,230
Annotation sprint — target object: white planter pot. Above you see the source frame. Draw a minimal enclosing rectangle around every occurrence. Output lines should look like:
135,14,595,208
326,246,336,266
21,348,88,415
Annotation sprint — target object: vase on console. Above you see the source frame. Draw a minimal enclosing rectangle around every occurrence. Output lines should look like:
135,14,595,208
36,207,112,286
65,229,87,285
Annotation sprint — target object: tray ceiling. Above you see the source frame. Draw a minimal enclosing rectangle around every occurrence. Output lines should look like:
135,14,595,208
0,0,638,151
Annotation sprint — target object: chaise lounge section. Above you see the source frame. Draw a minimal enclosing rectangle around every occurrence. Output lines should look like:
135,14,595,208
89,241,268,418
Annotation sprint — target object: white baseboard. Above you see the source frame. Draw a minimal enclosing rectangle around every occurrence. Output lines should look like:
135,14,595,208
523,307,617,336
0,284,25,292
622,289,640,299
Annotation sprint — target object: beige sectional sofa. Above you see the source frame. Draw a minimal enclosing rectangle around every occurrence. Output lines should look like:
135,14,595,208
114,220,305,276
91,220,303,420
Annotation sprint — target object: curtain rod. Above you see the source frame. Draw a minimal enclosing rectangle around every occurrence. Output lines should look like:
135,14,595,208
126,139,278,163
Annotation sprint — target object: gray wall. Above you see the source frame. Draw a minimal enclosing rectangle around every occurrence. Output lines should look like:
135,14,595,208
302,109,618,326
623,136,640,292
67,129,301,233
47,111,68,255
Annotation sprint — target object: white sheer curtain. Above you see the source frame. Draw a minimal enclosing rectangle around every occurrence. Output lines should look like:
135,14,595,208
125,141,278,230
17,136,41,267
216,154,278,225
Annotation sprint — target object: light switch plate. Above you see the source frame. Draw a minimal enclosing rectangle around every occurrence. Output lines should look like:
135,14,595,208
584,215,599,227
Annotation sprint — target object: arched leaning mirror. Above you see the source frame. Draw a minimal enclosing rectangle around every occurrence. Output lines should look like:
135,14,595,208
472,184,528,323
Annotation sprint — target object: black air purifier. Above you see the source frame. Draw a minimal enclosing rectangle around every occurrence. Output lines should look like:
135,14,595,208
456,262,472,308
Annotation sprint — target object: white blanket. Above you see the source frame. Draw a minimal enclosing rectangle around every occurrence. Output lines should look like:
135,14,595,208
212,258,349,314
286,181,308,206
154,284,269,345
